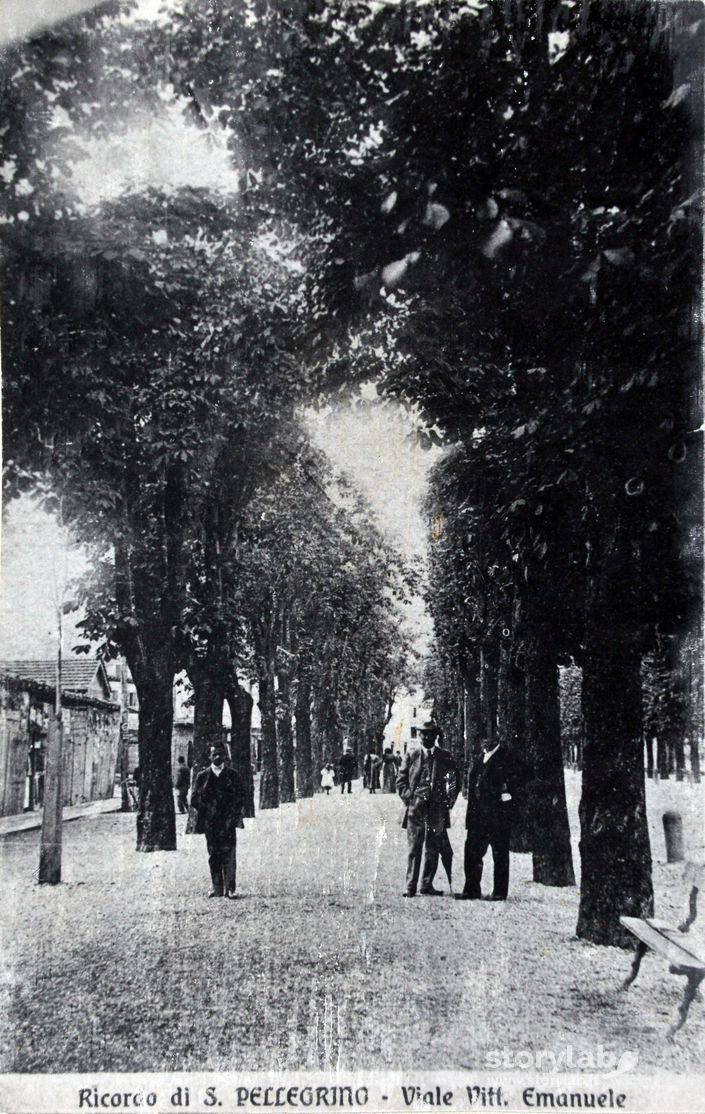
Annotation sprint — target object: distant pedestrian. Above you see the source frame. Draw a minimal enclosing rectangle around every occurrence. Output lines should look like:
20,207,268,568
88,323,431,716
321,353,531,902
321,763,336,794
397,720,460,897
190,745,245,899
127,766,141,811
174,755,191,814
393,750,402,770
381,748,397,793
367,752,380,793
455,736,524,902
339,746,356,794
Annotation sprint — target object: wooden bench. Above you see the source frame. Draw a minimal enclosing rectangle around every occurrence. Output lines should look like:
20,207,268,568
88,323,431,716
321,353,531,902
620,862,704,1039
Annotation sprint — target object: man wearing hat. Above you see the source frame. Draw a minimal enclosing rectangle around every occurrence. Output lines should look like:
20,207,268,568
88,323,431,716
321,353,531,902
455,735,523,901
396,720,460,897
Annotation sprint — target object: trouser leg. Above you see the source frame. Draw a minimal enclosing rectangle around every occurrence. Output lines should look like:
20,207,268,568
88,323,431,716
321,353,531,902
406,822,425,894
463,824,489,897
439,829,454,892
206,839,225,894
420,826,442,890
223,837,237,894
491,822,510,898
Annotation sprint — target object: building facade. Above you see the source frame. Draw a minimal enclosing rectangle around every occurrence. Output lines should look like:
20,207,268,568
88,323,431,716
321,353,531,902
0,659,121,818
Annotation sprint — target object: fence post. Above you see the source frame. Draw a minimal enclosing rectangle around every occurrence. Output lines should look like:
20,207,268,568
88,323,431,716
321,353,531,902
663,810,684,863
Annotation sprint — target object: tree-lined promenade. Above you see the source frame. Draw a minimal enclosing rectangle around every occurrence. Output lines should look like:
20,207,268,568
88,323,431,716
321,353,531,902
0,779,702,1074
1,0,702,949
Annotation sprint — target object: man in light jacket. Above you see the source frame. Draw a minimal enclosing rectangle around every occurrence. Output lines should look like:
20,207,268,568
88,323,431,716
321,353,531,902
396,721,459,897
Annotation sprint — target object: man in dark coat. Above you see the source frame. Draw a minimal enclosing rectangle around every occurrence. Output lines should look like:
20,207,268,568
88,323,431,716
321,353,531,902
190,744,245,898
455,736,524,902
338,746,356,794
396,720,460,897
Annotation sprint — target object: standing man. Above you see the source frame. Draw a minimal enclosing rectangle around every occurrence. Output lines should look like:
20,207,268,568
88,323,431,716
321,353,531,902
396,720,460,897
174,755,191,815
339,745,356,794
190,745,245,899
455,735,522,902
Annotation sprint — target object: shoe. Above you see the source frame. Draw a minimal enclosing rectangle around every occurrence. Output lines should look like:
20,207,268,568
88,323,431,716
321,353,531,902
208,890,223,898
419,887,444,896
454,892,481,900
482,894,506,902
225,891,237,900
403,890,416,898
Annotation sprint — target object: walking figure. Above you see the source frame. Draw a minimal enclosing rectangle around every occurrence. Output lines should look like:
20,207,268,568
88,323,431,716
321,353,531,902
190,745,245,899
338,746,356,793
381,748,397,793
321,763,336,794
366,751,380,793
127,766,140,811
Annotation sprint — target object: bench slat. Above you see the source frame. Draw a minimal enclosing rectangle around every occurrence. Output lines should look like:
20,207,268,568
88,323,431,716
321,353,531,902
620,916,705,970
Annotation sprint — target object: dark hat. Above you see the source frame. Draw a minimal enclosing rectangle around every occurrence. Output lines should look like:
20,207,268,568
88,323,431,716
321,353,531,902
418,720,439,738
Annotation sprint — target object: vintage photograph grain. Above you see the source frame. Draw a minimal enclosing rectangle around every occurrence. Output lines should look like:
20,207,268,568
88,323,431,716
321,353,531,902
0,2,703,1112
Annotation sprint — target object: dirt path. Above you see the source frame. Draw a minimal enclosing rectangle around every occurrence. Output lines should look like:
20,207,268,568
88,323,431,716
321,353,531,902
0,776,702,1075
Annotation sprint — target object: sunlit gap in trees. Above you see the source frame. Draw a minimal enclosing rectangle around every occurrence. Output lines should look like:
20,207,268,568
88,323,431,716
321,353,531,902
70,100,241,208
305,388,440,659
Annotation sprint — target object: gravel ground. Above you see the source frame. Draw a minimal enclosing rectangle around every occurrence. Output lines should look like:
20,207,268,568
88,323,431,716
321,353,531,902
0,772,703,1075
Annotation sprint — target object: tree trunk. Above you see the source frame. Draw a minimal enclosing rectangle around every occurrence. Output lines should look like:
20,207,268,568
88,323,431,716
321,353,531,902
226,679,255,818
310,699,323,788
454,682,466,768
656,733,670,779
480,633,499,742
277,667,296,804
673,729,685,782
113,530,179,850
317,692,342,763
691,737,701,783
132,657,177,852
501,663,530,850
258,666,279,809
295,678,314,798
462,659,482,788
190,661,225,774
496,614,533,854
577,522,653,946
524,624,575,886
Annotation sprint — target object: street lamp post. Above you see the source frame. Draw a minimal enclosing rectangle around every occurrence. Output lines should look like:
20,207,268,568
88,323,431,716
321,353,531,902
38,595,63,884
120,659,132,812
